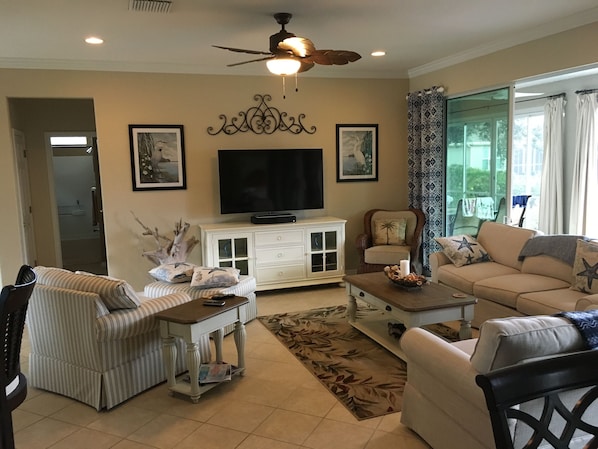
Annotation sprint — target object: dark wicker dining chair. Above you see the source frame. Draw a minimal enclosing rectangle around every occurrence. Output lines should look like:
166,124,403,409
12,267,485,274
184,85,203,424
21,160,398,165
0,265,37,449
476,349,598,449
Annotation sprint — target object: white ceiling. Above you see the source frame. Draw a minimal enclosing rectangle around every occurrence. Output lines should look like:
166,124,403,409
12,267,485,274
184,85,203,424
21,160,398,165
1,0,597,79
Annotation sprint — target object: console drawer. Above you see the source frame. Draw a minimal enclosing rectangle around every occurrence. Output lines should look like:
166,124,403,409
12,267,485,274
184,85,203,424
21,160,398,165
255,230,304,246
257,265,306,283
255,246,304,265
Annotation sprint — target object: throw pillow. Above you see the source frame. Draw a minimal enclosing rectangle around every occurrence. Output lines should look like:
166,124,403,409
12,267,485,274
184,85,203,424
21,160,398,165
435,234,492,267
571,239,598,294
33,266,140,310
372,218,407,245
190,266,240,289
148,262,196,283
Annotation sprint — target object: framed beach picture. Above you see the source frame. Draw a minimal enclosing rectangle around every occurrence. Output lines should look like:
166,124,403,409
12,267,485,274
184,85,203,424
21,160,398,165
336,124,378,182
129,124,186,191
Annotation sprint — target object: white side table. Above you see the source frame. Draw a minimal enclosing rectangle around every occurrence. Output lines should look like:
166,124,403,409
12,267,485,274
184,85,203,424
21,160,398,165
155,296,248,403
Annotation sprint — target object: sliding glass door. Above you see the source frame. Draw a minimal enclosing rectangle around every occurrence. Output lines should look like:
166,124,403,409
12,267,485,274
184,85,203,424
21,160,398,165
445,88,509,235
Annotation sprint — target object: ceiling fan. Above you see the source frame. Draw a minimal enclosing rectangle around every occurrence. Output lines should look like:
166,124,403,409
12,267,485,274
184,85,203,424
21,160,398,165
213,12,361,75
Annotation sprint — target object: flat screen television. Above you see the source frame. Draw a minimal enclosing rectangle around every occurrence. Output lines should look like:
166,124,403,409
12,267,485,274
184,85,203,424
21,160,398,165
218,148,324,215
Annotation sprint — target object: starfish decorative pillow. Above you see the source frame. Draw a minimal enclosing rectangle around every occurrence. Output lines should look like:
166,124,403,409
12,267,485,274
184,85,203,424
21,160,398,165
435,234,492,267
571,239,598,294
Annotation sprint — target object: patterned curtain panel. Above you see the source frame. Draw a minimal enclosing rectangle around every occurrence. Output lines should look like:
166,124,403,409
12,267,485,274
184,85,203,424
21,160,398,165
407,86,445,275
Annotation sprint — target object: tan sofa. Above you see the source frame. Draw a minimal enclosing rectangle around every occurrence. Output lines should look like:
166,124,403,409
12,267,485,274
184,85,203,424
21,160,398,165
401,314,595,449
430,221,598,327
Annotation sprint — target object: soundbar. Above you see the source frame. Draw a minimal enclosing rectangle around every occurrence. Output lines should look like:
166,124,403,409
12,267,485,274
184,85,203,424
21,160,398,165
251,213,297,224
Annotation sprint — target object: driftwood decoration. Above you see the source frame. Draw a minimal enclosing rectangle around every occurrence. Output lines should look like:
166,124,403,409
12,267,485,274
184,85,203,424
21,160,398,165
132,212,199,265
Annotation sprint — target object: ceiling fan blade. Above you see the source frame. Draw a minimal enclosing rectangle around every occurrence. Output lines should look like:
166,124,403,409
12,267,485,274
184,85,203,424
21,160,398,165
278,37,315,58
213,45,272,56
306,50,362,66
226,56,275,67
299,61,315,73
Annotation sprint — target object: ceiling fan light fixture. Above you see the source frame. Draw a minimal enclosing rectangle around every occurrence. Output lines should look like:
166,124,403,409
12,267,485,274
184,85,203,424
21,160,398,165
266,57,301,76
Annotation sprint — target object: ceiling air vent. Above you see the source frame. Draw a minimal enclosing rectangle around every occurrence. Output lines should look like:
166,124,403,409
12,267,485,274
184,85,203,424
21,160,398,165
129,0,172,13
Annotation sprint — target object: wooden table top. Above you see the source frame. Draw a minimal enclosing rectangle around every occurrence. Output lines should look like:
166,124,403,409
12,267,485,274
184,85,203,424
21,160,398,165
343,272,476,312
154,296,249,325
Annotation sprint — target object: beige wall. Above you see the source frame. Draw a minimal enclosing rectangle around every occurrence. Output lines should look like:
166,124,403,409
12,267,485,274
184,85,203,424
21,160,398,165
0,71,409,288
409,22,598,95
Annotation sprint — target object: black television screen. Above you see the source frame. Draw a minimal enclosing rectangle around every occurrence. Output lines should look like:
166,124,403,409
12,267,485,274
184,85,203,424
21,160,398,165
218,148,324,215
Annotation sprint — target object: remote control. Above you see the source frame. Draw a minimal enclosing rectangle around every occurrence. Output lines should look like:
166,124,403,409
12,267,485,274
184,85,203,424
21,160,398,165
203,299,226,306
211,293,235,299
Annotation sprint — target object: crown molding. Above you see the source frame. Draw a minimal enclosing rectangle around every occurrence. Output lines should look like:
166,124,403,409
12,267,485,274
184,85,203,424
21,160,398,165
408,8,598,79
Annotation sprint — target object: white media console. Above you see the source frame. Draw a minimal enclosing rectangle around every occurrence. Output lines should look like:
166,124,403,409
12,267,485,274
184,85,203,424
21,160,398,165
200,217,346,291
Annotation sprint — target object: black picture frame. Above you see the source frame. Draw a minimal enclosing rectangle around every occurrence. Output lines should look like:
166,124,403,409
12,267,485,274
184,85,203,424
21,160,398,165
336,124,378,182
129,124,186,191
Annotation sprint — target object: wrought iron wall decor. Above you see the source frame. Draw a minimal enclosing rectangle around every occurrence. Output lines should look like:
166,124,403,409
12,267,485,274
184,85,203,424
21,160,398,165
207,94,316,135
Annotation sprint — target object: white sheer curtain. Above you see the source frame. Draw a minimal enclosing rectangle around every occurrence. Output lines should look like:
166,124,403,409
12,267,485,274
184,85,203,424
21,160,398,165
569,92,598,236
539,96,565,234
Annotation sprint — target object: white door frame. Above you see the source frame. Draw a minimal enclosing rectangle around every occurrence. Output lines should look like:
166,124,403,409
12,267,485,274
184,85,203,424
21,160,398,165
11,128,37,266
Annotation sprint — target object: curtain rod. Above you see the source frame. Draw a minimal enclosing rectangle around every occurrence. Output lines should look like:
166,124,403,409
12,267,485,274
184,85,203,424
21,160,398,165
576,88,598,94
515,92,566,104
405,86,445,100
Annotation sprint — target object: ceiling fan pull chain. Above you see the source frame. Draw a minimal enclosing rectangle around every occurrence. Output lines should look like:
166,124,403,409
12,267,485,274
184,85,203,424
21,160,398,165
282,76,287,99
295,72,299,93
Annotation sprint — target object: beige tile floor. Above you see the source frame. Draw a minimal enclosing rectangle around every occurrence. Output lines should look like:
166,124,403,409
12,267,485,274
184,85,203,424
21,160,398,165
14,284,433,449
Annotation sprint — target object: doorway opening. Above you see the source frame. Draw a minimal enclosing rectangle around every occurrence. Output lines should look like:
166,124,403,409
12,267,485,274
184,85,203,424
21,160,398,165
48,132,107,274
9,98,107,274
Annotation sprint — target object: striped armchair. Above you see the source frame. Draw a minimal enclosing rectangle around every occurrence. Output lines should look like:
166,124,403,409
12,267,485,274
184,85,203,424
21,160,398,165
26,267,209,410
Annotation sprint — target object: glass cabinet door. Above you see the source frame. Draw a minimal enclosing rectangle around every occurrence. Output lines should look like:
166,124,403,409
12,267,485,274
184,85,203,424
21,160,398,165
308,229,341,275
214,234,251,275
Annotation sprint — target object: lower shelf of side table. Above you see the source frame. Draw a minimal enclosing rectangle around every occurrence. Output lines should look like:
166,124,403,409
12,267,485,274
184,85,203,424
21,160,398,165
169,365,245,402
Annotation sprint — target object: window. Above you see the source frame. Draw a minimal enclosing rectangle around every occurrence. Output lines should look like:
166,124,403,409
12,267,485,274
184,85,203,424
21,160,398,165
49,135,89,147
445,88,509,235
512,112,543,192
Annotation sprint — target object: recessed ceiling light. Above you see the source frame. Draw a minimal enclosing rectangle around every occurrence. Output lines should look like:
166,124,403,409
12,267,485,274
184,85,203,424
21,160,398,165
85,37,104,45
371,51,386,57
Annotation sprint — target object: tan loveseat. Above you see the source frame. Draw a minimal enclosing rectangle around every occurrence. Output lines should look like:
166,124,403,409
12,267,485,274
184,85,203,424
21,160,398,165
401,314,596,449
430,221,598,327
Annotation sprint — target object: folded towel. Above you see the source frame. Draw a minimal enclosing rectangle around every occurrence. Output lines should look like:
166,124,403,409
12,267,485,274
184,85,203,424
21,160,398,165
518,235,588,266
557,310,598,349
512,195,531,207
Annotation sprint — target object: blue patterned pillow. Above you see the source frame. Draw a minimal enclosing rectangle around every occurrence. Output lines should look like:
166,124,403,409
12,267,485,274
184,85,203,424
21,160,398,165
435,234,492,267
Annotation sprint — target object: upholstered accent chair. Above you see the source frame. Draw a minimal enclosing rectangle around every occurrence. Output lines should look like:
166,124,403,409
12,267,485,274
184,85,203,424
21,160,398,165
355,208,425,274
26,266,206,410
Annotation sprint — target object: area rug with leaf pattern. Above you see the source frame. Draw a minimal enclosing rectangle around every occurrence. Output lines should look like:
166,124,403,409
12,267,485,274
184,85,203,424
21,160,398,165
257,304,459,420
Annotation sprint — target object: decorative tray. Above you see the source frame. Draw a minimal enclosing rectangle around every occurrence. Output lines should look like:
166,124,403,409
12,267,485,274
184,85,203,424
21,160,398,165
384,265,427,290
